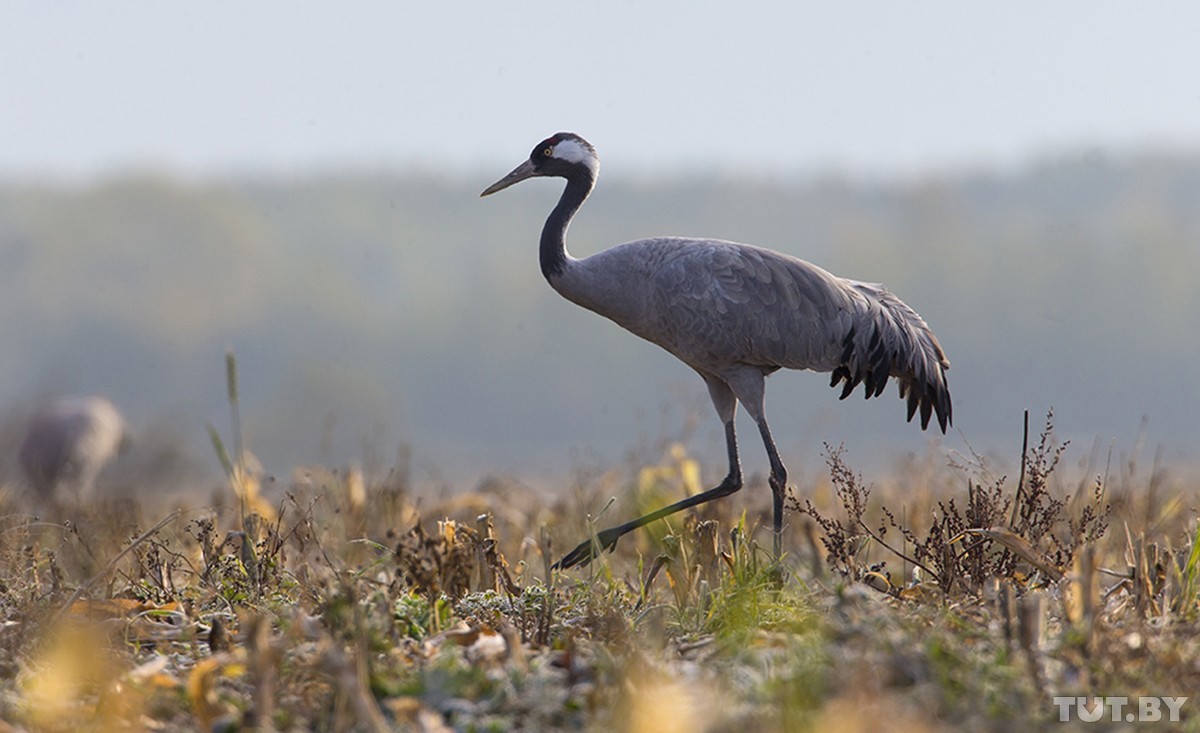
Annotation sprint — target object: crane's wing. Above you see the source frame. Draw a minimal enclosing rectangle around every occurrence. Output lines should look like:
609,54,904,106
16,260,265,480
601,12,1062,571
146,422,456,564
644,238,952,432
837,279,952,432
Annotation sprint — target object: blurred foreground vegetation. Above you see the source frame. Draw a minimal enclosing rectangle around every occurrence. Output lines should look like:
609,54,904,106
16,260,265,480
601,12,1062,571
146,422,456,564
0,407,1198,731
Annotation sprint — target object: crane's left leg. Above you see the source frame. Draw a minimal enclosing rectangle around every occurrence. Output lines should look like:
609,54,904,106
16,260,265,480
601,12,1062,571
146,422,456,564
553,377,744,570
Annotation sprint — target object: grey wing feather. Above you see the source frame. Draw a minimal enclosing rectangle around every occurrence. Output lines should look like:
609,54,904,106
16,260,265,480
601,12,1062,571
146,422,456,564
833,281,952,432
639,239,951,432
644,241,839,364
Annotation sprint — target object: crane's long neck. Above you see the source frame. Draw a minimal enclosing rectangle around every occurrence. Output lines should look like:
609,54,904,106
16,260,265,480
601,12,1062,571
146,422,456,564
540,173,594,280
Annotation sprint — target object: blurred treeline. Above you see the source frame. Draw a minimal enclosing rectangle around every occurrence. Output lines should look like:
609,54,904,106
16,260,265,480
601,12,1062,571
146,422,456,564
0,150,1197,487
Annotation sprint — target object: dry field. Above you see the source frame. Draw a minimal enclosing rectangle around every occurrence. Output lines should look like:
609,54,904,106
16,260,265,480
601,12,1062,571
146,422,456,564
0,398,1198,732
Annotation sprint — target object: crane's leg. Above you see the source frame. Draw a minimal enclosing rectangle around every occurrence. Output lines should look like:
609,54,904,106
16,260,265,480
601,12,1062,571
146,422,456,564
554,377,744,570
755,417,788,560
723,369,788,561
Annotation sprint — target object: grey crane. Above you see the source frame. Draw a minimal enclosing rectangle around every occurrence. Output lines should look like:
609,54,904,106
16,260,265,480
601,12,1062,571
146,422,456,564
19,396,129,503
481,132,951,569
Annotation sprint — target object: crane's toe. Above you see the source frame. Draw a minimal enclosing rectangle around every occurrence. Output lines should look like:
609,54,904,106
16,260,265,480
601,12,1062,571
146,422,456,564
553,528,621,570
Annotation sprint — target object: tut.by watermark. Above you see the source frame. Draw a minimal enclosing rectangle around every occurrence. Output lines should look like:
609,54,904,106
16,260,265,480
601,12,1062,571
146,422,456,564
1053,696,1187,723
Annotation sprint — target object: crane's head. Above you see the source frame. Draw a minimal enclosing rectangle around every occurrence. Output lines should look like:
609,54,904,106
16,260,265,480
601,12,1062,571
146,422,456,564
481,132,599,197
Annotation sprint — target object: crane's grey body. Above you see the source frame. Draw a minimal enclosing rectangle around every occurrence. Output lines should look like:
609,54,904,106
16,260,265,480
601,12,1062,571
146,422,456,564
482,132,951,568
19,396,128,502
555,236,946,394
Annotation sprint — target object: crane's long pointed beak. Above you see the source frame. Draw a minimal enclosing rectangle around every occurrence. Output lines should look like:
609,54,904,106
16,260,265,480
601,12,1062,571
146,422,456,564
481,159,539,197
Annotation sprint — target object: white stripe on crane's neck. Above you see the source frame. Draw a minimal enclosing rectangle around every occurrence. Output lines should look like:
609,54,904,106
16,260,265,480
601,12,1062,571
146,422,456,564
552,138,599,175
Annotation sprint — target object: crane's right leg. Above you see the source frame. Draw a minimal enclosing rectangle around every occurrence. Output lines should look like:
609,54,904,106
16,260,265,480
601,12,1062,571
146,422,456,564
721,367,788,561
554,377,744,570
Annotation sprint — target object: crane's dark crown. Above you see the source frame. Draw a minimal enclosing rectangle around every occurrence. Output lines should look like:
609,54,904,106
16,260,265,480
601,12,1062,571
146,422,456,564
531,132,597,172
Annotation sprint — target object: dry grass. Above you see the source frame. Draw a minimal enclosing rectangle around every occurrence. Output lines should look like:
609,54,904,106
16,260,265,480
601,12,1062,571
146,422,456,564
0,404,1197,732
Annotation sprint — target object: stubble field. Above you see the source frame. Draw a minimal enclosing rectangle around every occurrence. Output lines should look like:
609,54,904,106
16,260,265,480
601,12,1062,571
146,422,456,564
0,401,1197,732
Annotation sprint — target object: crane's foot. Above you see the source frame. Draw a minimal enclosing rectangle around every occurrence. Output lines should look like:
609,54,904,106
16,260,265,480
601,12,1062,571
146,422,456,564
553,528,622,570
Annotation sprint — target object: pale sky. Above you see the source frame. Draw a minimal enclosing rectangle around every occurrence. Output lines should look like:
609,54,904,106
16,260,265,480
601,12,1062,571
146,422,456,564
3,2,1199,179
